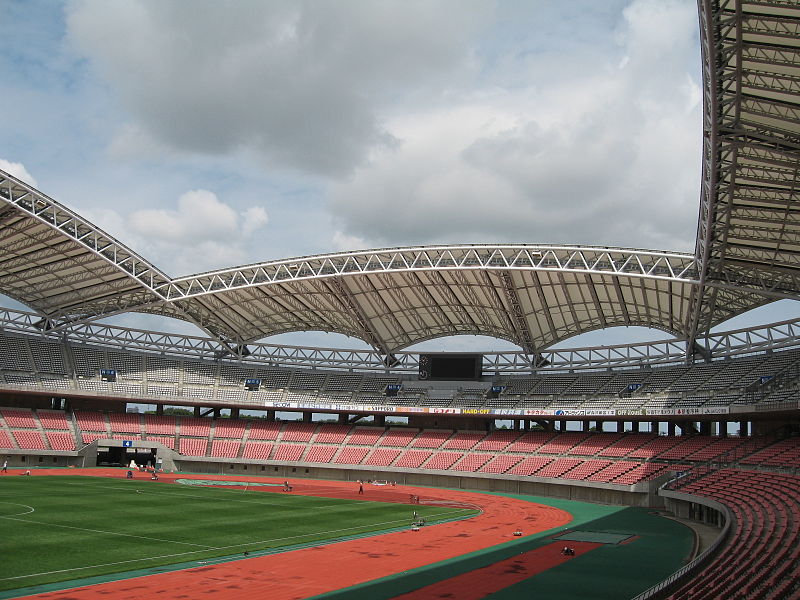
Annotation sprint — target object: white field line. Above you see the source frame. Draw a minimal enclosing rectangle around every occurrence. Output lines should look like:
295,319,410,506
0,507,474,583
0,515,219,550
61,481,364,509
0,501,35,516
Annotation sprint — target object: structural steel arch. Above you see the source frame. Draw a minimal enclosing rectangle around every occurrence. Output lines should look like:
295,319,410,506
1,0,800,358
690,0,800,345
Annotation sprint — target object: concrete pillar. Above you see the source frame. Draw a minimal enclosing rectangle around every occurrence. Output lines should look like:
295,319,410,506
667,422,676,436
631,421,640,433
194,406,201,417
559,420,567,432
213,408,221,418
582,420,590,432
739,420,748,437
374,414,385,427
230,408,240,419
718,421,727,437
302,412,312,423
699,421,711,436
266,409,276,421
156,405,164,416
338,413,349,424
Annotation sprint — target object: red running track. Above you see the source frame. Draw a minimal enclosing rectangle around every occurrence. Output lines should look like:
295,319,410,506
17,469,572,600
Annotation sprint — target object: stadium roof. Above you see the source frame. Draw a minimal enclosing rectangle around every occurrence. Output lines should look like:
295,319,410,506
1,0,799,358
689,0,800,341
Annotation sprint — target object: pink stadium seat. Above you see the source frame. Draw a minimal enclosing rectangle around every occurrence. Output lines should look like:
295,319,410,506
474,430,521,451
334,447,369,465
143,415,177,435
507,431,556,453
242,441,273,460
12,430,46,450
304,446,337,463
178,438,208,456
561,459,612,480
46,431,75,451
538,433,590,455
37,410,70,430
213,419,247,438
314,424,352,444
442,432,485,450
363,448,401,466
2,408,37,428
272,444,306,461
587,460,640,483
248,421,282,440
424,451,463,470
411,430,452,448
0,430,15,448
568,434,624,456
479,455,523,474
81,432,108,444
627,435,685,459
394,450,432,468
179,417,211,437
347,427,384,445
377,428,418,447
507,456,553,476
598,434,656,457
666,469,800,600
108,413,141,434
145,435,175,450
74,411,108,432
281,422,316,442
536,457,583,478
451,453,493,472
210,440,240,458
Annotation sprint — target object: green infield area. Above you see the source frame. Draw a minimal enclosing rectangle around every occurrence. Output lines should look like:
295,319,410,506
0,476,477,594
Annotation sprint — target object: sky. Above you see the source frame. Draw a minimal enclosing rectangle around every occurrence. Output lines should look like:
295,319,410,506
2,0,798,351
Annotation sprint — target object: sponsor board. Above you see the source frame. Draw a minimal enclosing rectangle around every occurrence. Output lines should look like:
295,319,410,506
430,407,461,414
645,407,730,416
462,408,492,415
554,410,586,416
524,409,552,416
584,409,617,416
616,409,647,416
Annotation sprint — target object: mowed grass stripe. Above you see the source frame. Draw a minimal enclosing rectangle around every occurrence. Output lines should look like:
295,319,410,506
0,476,476,592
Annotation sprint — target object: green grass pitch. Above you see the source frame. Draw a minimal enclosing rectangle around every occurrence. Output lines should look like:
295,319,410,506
0,476,477,594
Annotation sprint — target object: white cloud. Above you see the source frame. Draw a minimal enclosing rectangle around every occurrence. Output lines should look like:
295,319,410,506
85,189,269,275
129,189,240,243
332,230,368,252
0,159,38,188
328,0,702,252
241,206,269,237
66,0,488,177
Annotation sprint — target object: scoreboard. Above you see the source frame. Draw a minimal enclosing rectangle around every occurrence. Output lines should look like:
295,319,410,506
419,353,482,381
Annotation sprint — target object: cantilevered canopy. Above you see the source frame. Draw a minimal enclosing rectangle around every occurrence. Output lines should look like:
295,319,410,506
0,172,170,326
2,0,800,356
0,174,708,354
691,0,800,338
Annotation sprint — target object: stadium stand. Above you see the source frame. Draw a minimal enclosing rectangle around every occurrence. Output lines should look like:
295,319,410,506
334,446,369,465
665,469,800,600
209,440,240,458
363,448,401,466
347,427,384,445
303,445,337,463
2,408,37,428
